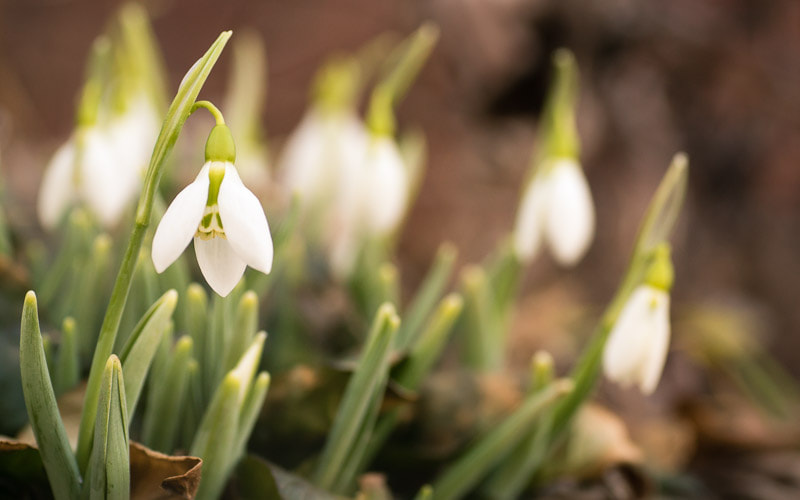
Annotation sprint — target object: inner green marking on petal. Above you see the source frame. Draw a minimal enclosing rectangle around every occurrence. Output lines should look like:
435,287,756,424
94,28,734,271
196,204,225,240
206,163,226,206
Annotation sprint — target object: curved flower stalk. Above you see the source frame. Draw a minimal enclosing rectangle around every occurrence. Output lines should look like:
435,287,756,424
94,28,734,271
513,158,595,266
152,110,273,297
512,49,595,267
603,244,674,393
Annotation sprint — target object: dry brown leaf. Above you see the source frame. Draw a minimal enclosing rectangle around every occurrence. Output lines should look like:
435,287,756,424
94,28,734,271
0,438,201,499
130,441,202,500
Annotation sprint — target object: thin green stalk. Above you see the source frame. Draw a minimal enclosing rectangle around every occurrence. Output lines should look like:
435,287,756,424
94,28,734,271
75,31,232,470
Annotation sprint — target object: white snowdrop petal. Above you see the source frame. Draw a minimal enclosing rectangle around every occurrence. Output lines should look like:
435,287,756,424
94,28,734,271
363,138,408,234
151,168,210,273
280,111,327,198
544,159,595,267
217,163,274,274
640,291,671,394
512,176,548,263
603,286,671,393
193,236,247,297
38,138,78,229
79,130,140,228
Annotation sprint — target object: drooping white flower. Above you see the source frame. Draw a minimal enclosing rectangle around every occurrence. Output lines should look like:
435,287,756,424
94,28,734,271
361,137,410,234
602,284,671,394
513,158,595,267
38,127,138,229
279,109,368,214
38,95,160,230
152,160,273,297
108,94,160,175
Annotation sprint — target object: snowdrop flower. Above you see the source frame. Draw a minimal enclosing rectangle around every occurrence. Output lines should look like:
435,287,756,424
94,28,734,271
360,137,409,234
327,135,410,277
38,94,160,230
38,127,138,229
603,245,674,394
513,158,595,267
108,93,160,175
152,123,273,297
279,108,368,214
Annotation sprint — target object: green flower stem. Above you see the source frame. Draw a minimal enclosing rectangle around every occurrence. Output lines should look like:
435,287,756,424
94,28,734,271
367,22,440,136
76,30,232,471
395,243,457,351
19,292,82,500
87,355,129,500
312,304,400,490
431,380,573,500
542,49,579,159
191,100,226,125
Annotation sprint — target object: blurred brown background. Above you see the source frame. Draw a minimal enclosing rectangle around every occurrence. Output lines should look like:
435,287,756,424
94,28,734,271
1,0,799,372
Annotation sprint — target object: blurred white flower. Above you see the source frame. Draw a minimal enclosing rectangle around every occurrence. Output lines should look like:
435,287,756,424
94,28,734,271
109,94,160,174
38,127,135,229
38,96,160,230
602,284,671,394
152,161,273,296
513,158,595,266
279,109,367,213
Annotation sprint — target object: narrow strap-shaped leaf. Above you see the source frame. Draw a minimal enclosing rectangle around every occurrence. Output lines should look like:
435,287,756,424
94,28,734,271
395,243,456,351
230,372,270,472
119,289,178,418
141,335,194,452
431,380,573,500
191,373,241,500
54,317,80,396
19,291,82,500
87,355,129,500
76,234,112,362
394,293,463,392
312,303,399,490
332,368,389,493
222,290,259,373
